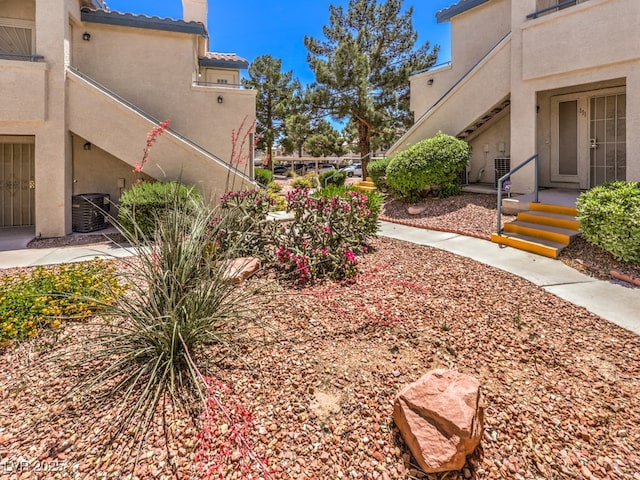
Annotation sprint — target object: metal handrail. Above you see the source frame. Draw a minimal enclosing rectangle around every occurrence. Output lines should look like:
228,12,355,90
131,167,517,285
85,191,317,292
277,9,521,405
526,0,584,19
193,80,251,89
0,52,45,62
496,154,539,234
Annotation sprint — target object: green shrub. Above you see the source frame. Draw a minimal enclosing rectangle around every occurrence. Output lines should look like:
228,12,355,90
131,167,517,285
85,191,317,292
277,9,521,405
268,191,287,211
367,158,391,190
118,181,201,238
0,261,124,342
215,189,278,259
319,169,347,187
386,133,470,202
285,170,298,178
291,174,318,189
577,181,640,262
254,167,273,186
267,181,282,193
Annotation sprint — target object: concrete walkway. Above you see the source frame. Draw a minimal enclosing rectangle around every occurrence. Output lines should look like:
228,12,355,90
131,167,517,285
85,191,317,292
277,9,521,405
379,221,640,336
0,221,637,336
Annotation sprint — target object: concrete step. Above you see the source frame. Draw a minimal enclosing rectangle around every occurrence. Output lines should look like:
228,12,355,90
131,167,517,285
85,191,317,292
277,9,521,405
490,232,567,259
503,220,580,246
529,202,578,218
517,210,580,231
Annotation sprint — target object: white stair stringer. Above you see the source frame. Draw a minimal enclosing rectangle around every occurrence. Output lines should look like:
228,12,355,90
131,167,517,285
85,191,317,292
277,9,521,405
388,33,511,155
66,67,255,200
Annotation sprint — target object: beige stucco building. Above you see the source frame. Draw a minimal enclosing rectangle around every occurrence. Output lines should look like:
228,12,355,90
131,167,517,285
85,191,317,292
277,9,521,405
0,0,256,238
390,0,639,195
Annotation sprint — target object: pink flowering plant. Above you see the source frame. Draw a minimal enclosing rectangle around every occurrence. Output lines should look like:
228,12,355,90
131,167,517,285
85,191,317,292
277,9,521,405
273,186,379,282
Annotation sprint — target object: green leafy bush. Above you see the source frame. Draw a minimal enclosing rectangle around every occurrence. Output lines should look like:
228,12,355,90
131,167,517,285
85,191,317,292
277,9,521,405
215,189,278,259
577,181,640,262
386,133,470,202
318,169,346,187
254,167,273,186
367,157,391,190
291,174,318,189
0,261,124,342
267,181,282,193
118,181,201,237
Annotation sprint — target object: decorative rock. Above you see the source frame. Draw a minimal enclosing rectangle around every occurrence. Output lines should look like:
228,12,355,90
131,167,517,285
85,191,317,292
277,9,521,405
223,257,261,282
393,369,484,473
407,204,428,215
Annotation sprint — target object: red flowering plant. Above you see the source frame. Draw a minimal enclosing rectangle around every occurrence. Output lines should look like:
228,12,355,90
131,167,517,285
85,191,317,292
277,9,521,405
194,376,278,480
133,119,171,183
274,186,379,282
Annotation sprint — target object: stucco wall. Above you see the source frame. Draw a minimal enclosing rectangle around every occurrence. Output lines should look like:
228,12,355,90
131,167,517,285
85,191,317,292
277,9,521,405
410,0,510,119
0,60,46,121
71,22,256,163
71,134,152,206
467,111,511,185
522,0,639,81
0,0,35,21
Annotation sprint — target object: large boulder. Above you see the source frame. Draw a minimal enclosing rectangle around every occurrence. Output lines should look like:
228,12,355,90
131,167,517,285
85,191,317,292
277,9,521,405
393,369,483,473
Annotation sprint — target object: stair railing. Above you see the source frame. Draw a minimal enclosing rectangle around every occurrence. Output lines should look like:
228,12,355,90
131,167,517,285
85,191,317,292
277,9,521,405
496,154,539,234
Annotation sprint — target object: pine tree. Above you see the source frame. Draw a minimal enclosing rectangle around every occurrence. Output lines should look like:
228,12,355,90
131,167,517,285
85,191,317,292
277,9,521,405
305,0,438,176
243,55,298,169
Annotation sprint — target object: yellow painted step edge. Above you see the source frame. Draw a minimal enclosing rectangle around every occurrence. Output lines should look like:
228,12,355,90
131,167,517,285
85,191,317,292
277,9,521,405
491,233,559,259
529,203,578,217
503,223,571,245
517,212,580,231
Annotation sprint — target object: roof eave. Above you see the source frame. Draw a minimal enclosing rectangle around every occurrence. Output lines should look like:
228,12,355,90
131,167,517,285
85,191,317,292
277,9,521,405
436,0,491,23
81,8,207,37
199,58,249,70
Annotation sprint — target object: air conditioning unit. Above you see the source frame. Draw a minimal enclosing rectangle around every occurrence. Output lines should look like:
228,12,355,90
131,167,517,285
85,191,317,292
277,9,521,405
72,193,110,233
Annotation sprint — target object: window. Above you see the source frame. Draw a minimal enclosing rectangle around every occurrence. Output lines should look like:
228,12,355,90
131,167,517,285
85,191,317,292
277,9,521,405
0,24,33,58
216,79,228,85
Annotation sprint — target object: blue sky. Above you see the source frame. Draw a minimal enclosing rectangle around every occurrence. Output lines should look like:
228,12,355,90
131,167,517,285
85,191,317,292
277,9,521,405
105,0,454,85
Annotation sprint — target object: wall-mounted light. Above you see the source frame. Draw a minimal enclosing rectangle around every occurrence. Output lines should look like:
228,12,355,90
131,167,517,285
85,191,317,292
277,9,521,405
83,142,92,151
217,95,224,104
427,78,434,85
82,32,91,41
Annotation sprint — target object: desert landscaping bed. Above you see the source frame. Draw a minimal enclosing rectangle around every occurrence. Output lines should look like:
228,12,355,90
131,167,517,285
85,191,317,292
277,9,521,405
1,236,639,479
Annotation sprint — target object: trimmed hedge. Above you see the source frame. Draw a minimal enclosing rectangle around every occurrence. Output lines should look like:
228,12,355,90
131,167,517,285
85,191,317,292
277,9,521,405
319,169,347,187
367,158,391,191
118,181,201,237
577,181,640,263
386,133,470,202
254,168,274,186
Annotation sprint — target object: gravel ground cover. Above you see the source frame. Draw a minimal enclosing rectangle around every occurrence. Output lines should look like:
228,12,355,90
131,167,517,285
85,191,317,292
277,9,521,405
1,235,640,479
380,193,640,284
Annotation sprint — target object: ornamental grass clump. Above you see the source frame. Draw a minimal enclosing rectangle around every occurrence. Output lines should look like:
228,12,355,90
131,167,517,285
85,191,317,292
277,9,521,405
60,188,262,459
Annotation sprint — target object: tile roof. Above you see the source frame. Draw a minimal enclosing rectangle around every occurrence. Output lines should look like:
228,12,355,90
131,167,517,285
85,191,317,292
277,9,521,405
436,0,491,23
199,52,249,69
80,7,207,36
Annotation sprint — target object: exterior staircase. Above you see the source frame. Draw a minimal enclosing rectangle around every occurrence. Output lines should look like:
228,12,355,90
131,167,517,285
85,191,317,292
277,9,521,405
355,177,377,193
491,203,580,259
